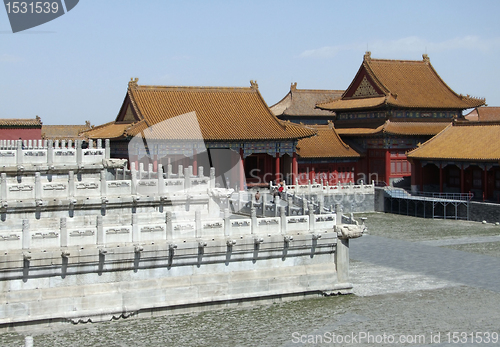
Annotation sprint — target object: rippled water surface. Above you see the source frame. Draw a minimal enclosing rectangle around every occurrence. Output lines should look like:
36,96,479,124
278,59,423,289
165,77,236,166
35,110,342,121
3,213,500,346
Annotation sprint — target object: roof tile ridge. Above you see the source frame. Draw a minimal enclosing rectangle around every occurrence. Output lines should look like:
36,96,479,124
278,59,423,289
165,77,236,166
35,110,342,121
294,88,344,93
135,84,255,93
370,57,425,64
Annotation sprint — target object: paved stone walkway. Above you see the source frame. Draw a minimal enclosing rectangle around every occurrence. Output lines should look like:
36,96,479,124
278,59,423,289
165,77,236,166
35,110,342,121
350,235,500,293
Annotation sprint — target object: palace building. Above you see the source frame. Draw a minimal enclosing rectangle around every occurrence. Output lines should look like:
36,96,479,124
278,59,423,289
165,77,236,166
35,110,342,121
271,84,360,184
84,79,316,189
317,52,485,186
407,121,500,201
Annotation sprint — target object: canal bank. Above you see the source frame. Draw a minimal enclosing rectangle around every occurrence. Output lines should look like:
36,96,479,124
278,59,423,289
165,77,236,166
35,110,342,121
2,213,500,346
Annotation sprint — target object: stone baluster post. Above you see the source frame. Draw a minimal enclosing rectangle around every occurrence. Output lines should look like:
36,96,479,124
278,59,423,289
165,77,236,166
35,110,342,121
22,219,30,250
138,163,144,181
195,210,202,238
224,208,231,237
132,213,140,242
96,215,104,246
210,167,215,189
60,217,68,248
148,163,153,179
35,172,41,200
198,166,204,178
280,206,287,234
105,139,110,159
131,162,138,195
16,139,23,166
287,196,293,215
158,164,165,195
100,170,107,197
250,207,257,235
0,173,6,201
47,139,54,167
184,168,191,191
76,140,83,167
165,211,173,240
167,163,172,179
308,202,315,232
68,171,75,199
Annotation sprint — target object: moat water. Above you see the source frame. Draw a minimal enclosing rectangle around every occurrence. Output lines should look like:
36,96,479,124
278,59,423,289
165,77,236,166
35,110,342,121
3,213,500,347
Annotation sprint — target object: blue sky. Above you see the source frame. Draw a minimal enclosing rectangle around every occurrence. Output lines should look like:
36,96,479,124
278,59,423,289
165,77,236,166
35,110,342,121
1,0,500,125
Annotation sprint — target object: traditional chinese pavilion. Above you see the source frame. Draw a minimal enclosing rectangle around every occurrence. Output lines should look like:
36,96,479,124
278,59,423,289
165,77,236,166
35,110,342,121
317,52,485,186
270,84,360,184
407,121,500,201
84,79,316,189
295,122,360,184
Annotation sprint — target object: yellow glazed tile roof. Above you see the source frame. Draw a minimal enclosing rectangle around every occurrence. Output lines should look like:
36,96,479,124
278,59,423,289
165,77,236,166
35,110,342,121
407,122,500,161
0,117,42,127
336,120,449,136
318,53,485,111
87,80,317,141
83,122,131,139
297,124,360,159
270,83,343,117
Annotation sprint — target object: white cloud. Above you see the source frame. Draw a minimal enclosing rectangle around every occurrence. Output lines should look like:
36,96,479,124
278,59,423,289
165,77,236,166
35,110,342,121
300,36,500,59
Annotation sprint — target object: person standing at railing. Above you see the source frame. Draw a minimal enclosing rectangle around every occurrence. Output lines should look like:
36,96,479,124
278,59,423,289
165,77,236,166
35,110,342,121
255,191,261,202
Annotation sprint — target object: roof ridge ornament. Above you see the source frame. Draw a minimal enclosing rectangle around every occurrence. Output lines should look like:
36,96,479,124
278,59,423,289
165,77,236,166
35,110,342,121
364,51,371,61
250,80,259,89
290,82,297,91
422,54,430,63
128,77,139,90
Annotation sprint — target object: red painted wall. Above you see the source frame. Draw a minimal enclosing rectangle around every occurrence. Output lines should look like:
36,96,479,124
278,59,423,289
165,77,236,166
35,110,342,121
0,128,42,140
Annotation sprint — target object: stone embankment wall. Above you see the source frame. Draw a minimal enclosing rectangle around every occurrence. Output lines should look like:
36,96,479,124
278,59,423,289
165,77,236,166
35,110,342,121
0,148,357,331
469,201,500,223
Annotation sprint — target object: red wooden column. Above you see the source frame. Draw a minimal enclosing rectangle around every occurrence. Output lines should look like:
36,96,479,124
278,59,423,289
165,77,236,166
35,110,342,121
460,164,465,194
420,162,424,192
484,166,488,201
292,152,298,184
192,149,197,176
239,148,245,191
275,153,280,184
439,164,443,193
385,150,391,184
